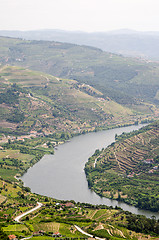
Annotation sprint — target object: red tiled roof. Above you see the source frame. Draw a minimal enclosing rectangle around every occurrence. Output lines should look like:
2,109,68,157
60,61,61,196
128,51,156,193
8,235,17,240
64,202,75,207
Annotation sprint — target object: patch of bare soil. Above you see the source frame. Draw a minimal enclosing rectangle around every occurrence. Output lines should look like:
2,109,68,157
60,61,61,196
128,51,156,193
0,120,17,129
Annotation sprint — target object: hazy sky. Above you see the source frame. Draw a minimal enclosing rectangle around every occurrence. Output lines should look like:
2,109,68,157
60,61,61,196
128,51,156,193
1,0,159,32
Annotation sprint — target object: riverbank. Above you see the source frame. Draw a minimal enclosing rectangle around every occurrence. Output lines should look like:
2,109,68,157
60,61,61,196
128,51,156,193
1,121,158,217
10,121,147,180
20,123,159,219
84,121,159,213
1,173,159,240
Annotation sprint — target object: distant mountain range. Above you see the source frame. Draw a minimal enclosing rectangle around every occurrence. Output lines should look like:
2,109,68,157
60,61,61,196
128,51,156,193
1,29,159,60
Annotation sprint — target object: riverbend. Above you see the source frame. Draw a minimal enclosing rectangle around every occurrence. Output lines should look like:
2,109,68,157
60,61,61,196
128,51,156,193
21,124,159,219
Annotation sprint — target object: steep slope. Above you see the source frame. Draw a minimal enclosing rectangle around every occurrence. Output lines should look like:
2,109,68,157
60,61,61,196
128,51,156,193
85,121,159,211
0,65,141,135
0,37,159,110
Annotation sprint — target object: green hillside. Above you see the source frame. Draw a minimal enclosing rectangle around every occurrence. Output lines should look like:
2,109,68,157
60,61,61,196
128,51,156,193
0,65,151,136
85,121,159,211
1,29,159,60
0,65,154,193
0,37,158,240
0,36,159,110
0,178,159,240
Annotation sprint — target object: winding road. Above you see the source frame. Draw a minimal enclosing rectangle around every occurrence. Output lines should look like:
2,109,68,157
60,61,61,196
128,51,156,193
74,225,104,240
14,202,43,222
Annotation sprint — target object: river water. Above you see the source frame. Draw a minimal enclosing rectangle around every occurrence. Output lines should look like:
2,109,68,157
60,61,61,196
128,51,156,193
21,124,159,219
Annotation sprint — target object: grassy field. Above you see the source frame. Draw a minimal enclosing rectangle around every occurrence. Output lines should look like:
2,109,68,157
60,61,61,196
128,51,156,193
0,149,34,162
0,168,18,181
33,222,60,232
3,224,29,232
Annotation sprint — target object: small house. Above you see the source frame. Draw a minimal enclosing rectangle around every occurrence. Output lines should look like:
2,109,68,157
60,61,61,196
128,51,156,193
61,202,75,208
144,159,154,164
52,232,62,237
8,235,17,240
153,166,158,170
33,231,41,236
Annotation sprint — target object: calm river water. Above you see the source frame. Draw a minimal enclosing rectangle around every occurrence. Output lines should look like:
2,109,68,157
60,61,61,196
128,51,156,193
21,124,159,219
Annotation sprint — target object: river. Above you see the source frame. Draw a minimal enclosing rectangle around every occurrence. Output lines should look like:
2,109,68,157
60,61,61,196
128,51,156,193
21,124,159,219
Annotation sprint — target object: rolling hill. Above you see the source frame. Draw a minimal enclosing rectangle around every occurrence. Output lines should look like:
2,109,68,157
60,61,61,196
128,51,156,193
1,29,159,60
0,65,142,136
0,36,159,112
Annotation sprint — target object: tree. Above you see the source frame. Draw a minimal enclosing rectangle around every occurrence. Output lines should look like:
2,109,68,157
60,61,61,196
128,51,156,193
47,141,52,148
117,191,121,201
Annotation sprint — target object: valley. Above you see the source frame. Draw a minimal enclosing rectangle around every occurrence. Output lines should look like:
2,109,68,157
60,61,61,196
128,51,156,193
0,35,158,239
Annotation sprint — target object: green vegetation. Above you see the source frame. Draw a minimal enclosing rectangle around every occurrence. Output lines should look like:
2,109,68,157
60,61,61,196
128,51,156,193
0,177,159,240
85,121,159,211
0,121,158,240
0,37,159,240
0,36,159,240
0,226,8,240
0,36,159,111
0,84,20,105
0,135,57,181
0,65,153,137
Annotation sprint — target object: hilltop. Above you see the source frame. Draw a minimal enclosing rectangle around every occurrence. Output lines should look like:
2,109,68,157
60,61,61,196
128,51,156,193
0,36,159,113
1,29,159,60
85,121,159,211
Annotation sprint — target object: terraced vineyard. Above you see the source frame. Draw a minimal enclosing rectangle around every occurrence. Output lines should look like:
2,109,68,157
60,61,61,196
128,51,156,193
0,65,151,136
106,125,159,173
85,121,159,211
1,65,152,185
1,36,159,110
0,36,159,240
1,178,159,240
